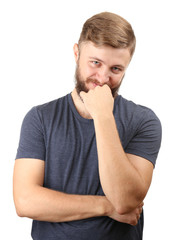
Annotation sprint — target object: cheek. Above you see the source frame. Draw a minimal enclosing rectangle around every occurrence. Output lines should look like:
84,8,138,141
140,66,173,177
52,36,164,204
79,62,94,78
85,66,97,77
111,75,123,86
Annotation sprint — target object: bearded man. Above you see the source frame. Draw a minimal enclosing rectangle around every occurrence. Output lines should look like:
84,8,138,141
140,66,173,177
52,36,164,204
13,12,162,240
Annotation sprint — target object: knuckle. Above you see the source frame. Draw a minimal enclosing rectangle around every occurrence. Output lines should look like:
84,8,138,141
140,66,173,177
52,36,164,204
131,219,138,226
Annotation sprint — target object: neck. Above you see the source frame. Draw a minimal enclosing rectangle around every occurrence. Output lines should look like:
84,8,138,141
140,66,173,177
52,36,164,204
71,88,92,119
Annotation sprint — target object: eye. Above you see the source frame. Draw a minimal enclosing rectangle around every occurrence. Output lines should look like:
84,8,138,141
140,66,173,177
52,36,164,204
90,60,101,68
92,61,100,65
112,66,121,73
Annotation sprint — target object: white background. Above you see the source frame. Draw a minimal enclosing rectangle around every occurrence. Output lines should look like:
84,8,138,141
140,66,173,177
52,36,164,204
0,0,174,239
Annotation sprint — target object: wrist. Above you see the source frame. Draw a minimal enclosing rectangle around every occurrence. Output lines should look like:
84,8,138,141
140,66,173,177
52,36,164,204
99,196,113,217
93,111,114,122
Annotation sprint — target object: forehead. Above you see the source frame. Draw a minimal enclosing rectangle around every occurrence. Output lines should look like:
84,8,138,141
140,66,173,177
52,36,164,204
80,41,131,67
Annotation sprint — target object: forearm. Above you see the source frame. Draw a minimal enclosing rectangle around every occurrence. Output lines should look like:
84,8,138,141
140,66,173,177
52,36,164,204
16,185,108,222
16,185,142,226
94,114,145,214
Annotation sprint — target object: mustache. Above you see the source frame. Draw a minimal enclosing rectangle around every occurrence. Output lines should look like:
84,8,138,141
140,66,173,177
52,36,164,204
86,78,109,87
86,77,115,96
86,78,101,85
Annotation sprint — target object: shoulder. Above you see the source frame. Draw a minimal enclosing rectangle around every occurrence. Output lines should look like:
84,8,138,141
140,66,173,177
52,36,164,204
35,94,69,115
115,96,162,164
114,95,162,146
115,95,161,127
26,94,69,121
22,94,69,130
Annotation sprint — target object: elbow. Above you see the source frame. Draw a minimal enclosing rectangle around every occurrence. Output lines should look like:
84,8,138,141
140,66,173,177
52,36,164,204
14,196,29,218
115,204,134,215
13,186,42,219
16,207,25,218
112,194,145,215
114,201,131,215
13,189,36,218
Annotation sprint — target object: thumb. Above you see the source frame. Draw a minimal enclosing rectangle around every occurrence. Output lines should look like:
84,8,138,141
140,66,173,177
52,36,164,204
79,91,86,102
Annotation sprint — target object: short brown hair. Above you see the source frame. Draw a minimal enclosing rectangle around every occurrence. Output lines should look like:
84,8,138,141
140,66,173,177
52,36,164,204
78,12,136,57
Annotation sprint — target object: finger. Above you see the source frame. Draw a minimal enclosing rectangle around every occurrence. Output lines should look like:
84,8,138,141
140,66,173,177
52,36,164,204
139,202,144,208
137,202,144,211
131,218,138,226
136,210,140,219
79,91,86,102
136,211,141,221
138,206,142,215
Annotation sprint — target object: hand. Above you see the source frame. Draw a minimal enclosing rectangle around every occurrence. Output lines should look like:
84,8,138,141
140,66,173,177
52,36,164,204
80,85,114,119
107,201,144,226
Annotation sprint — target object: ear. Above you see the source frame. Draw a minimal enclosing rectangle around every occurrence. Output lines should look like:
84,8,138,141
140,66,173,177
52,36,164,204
73,43,79,63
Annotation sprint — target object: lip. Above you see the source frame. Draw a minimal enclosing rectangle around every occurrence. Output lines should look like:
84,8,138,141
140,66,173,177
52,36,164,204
92,83,98,87
92,82,103,88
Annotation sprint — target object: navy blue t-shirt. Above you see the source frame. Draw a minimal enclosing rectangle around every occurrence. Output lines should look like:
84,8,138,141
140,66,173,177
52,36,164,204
16,93,162,240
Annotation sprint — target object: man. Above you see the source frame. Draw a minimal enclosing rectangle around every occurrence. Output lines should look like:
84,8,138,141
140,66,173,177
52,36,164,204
13,12,162,240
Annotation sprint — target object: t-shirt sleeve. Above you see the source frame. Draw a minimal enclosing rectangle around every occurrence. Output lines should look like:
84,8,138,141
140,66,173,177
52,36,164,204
16,107,46,160
125,109,162,166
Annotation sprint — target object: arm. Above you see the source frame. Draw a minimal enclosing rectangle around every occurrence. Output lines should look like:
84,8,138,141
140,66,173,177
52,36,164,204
13,158,142,225
13,158,106,222
94,113,153,214
80,85,153,214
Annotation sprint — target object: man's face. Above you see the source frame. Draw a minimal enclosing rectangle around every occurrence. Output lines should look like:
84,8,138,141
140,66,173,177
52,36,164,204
74,41,131,98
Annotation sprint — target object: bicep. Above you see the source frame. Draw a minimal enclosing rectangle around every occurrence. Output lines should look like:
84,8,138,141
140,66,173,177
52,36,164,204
126,153,154,194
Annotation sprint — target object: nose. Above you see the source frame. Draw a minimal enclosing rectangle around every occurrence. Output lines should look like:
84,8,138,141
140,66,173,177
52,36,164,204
96,67,110,85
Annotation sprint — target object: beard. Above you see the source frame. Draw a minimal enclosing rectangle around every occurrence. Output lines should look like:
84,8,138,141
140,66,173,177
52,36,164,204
74,63,123,99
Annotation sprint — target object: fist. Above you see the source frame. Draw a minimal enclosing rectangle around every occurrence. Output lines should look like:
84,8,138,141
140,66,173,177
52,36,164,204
80,85,114,119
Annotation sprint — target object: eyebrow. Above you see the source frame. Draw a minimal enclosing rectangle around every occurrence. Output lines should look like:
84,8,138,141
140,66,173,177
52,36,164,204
89,57,125,70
